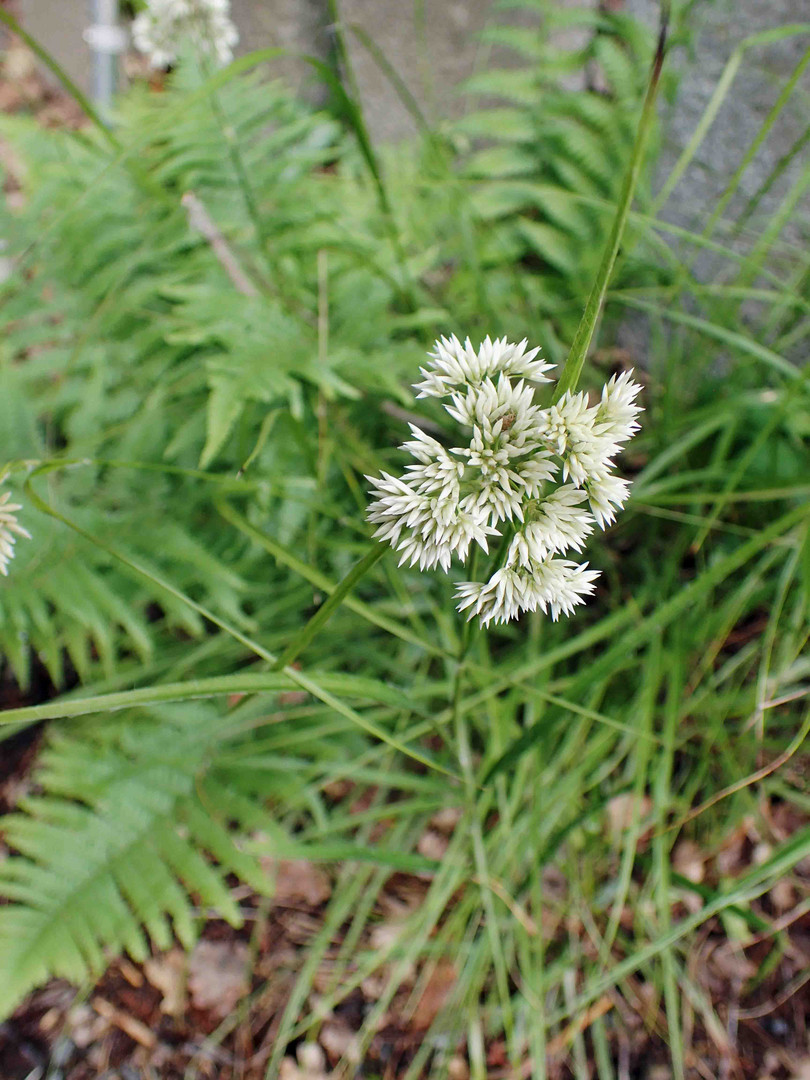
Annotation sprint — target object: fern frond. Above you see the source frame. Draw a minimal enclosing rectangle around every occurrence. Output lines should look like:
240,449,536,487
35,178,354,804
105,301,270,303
0,467,255,688
594,34,643,101
0,704,267,1017
456,107,536,144
459,68,539,106
454,3,661,341
477,24,544,61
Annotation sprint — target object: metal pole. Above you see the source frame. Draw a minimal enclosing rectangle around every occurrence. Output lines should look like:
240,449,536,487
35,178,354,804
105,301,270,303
84,0,126,112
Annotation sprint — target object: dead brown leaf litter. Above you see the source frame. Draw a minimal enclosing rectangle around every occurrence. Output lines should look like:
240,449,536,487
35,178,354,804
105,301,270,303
0,794,808,1079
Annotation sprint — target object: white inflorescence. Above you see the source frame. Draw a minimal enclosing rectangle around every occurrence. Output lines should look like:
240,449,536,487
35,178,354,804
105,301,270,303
132,0,239,69
367,335,642,626
0,487,31,578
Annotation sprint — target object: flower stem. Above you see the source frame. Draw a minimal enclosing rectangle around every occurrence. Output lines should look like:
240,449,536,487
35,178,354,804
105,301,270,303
451,550,517,1050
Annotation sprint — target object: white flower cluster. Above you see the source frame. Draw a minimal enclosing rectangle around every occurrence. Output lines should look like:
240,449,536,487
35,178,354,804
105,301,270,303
132,0,239,69
0,486,30,578
367,335,642,626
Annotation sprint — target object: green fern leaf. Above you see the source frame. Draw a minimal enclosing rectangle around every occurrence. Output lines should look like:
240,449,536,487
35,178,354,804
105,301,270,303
456,108,536,143
462,145,538,179
516,218,578,277
0,705,267,1018
459,68,539,106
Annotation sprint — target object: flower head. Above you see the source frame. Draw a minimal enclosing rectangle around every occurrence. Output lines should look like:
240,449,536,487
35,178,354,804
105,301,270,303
0,487,31,577
414,335,553,399
132,0,239,69
367,335,642,626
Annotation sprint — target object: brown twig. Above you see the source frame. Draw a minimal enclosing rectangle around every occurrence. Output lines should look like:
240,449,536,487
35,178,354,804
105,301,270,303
92,995,156,1049
181,190,258,297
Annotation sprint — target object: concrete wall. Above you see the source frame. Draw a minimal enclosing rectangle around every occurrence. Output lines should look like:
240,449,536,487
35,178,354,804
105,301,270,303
11,0,810,234
16,0,524,140
629,0,810,241
15,0,90,93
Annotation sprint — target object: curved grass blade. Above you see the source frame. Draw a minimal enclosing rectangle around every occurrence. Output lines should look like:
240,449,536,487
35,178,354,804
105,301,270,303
0,671,423,727
653,23,810,214
271,545,386,671
614,295,807,382
552,8,670,402
217,501,446,656
22,462,458,779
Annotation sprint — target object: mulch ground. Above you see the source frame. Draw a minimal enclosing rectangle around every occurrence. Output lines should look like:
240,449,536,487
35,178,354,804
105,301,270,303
0,797,808,1080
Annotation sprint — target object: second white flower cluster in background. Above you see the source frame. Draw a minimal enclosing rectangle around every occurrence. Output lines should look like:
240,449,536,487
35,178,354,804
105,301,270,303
132,0,239,69
367,335,642,626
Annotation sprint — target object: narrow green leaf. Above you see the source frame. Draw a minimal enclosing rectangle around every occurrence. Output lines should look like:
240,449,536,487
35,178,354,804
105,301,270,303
552,15,669,401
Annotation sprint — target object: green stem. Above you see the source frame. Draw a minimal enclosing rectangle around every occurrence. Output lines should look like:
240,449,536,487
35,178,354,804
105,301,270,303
450,552,516,1051
218,500,446,656
454,689,516,1052
272,544,386,671
205,83,269,265
314,4,416,309
552,10,669,403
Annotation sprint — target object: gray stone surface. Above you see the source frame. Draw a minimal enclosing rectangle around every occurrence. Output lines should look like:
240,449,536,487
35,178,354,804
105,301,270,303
630,0,810,240
10,0,810,239
336,0,510,138
14,0,543,136
16,0,92,94
228,0,333,103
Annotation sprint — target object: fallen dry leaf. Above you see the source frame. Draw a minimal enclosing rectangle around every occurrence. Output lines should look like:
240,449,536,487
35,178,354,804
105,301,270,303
708,942,756,983
262,858,332,907
66,1003,111,1049
715,815,757,877
545,996,614,1061
673,839,706,884
187,940,250,1019
279,1041,330,1080
770,876,797,912
298,1041,328,1077
447,1055,470,1080
417,828,449,862
430,806,463,834
144,948,187,1017
280,1058,302,1080
606,793,653,842
320,1018,361,1065
92,996,156,1049
361,920,417,999
410,958,457,1030
116,958,143,988
322,778,353,801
